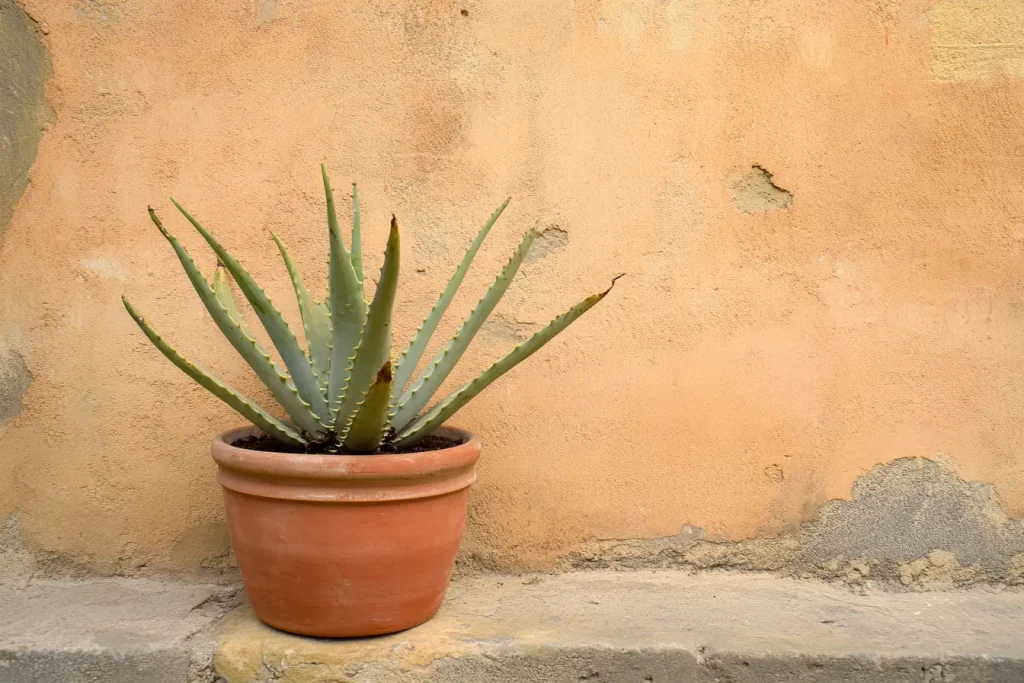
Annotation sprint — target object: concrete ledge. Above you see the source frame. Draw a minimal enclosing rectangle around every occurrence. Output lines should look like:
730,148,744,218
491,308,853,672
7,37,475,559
0,579,238,683
2,572,1022,682
215,571,1024,682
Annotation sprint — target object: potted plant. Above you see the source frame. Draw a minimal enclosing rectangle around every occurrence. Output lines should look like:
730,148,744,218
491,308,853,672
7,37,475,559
123,167,617,637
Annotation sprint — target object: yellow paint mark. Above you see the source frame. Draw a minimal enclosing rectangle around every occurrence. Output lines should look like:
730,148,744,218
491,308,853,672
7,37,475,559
930,0,1024,81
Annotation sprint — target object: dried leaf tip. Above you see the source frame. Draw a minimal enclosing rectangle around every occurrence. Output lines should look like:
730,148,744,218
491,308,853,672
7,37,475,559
601,273,626,296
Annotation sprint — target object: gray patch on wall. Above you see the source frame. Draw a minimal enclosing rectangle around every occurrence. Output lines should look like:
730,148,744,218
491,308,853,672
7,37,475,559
254,0,276,23
567,458,1024,590
526,222,568,262
0,0,49,238
0,346,30,424
481,313,534,342
728,165,793,214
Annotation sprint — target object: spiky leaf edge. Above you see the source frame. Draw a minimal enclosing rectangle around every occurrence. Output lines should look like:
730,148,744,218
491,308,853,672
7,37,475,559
391,197,510,398
392,228,537,430
169,199,331,424
122,297,307,446
149,208,326,436
393,275,622,448
336,216,401,438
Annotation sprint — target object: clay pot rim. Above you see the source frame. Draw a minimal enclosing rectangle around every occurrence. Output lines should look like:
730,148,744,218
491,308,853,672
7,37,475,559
212,424,481,482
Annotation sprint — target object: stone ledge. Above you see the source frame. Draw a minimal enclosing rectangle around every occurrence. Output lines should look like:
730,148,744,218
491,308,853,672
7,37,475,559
215,571,1024,682
2,572,1022,682
0,578,238,683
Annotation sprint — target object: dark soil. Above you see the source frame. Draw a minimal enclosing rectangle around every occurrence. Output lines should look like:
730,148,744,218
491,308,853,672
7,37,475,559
232,433,464,456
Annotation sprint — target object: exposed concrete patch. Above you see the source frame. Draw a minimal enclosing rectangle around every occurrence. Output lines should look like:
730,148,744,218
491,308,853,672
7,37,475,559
79,256,127,280
568,458,1024,590
481,312,535,342
800,457,1024,580
930,0,1024,82
0,344,31,425
526,220,569,261
254,0,276,24
728,165,793,214
0,0,49,238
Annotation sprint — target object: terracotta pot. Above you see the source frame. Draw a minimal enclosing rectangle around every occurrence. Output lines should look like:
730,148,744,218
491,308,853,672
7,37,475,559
211,425,480,637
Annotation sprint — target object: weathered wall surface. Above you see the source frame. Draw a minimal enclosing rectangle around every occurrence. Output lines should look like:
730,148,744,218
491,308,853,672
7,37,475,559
2,0,1024,584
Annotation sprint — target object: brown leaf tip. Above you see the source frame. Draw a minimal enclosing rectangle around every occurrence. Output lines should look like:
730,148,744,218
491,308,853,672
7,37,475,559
601,273,626,295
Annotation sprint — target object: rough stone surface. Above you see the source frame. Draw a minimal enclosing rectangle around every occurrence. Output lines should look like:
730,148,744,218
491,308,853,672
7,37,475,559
0,578,240,683
3,0,1024,577
0,0,48,237
214,570,1024,682
568,457,1024,590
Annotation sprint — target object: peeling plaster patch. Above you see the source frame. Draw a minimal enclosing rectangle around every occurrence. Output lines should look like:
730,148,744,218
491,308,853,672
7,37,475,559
802,458,1024,572
526,222,568,262
0,0,49,238
728,165,793,214
930,0,1024,82
73,1,124,23
481,313,535,342
79,256,126,280
568,458,1024,590
254,0,276,23
0,345,30,424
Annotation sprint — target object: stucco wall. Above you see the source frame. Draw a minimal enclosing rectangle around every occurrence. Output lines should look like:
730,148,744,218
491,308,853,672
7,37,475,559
2,0,1024,582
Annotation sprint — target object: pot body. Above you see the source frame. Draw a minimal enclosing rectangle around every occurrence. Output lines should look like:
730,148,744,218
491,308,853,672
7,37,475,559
211,426,480,637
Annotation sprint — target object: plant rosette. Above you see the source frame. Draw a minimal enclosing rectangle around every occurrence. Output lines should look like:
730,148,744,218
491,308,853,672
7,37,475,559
124,167,617,636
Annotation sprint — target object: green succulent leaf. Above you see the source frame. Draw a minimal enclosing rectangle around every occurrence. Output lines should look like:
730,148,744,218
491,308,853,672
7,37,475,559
351,183,363,282
212,261,252,336
392,228,537,431
393,276,621,448
343,361,393,453
169,199,330,425
392,197,510,399
323,165,369,424
148,208,327,436
337,216,401,437
122,297,307,446
272,233,332,390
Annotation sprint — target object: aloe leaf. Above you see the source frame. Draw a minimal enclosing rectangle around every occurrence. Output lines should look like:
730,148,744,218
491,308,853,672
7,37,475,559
149,208,327,436
343,361,393,453
169,199,330,425
336,216,400,436
323,166,368,423
392,228,537,431
351,183,363,282
122,297,307,446
391,197,510,398
393,276,621,448
271,233,332,390
212,261,252,337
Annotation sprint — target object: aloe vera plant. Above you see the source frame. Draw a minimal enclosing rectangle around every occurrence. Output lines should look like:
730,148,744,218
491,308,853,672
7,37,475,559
123,167,617,453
